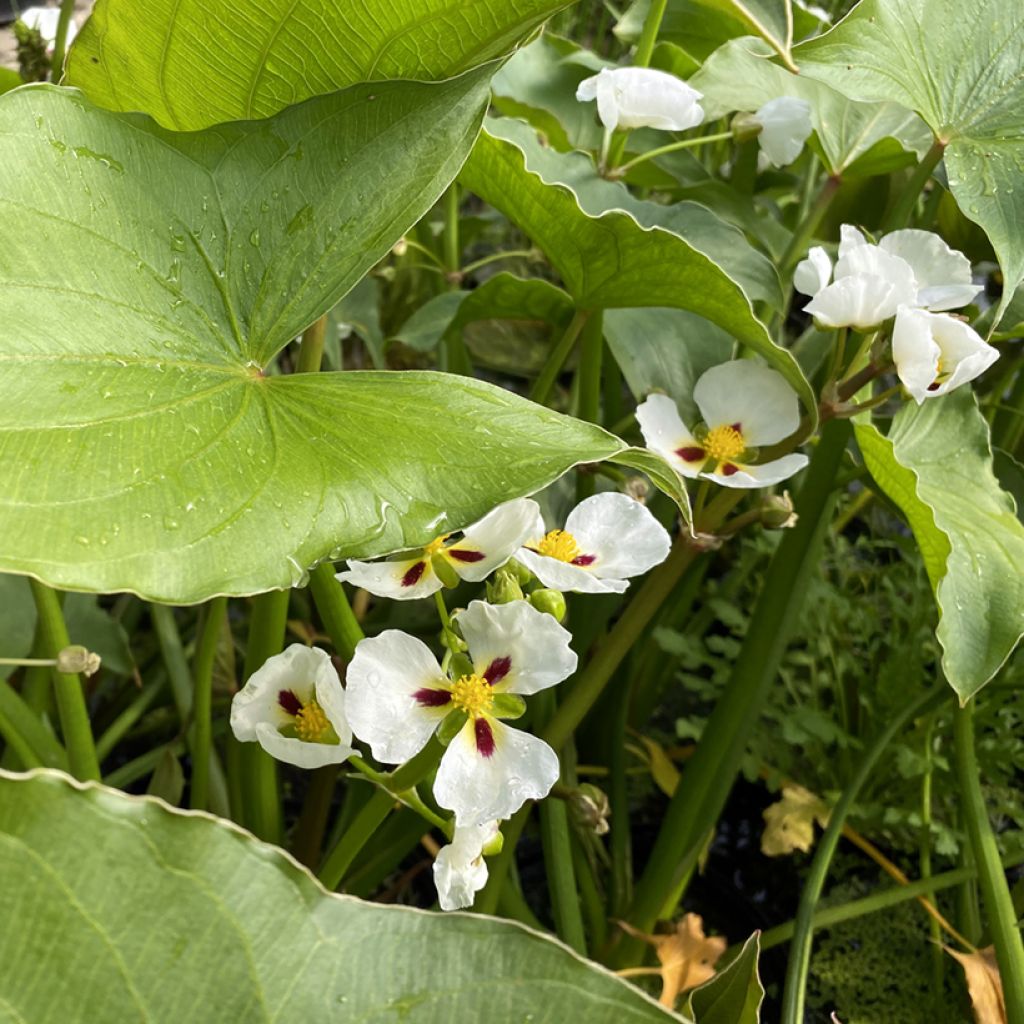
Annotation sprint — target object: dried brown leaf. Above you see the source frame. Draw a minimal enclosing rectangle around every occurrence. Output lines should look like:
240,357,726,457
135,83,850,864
945,946,1006,1024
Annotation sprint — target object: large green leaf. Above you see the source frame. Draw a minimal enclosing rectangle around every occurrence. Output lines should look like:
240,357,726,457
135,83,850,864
0,80,622,603
0,769,684,1023
67,0,572,130
459,118,815,415
691,37,930,175
684,933,764,1023
796,0,1024,315
855,392,1024,700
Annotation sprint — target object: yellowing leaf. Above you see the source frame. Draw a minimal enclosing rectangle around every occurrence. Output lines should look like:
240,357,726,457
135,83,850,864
620,913,727,1008
761,784,830,856
946,946,1007,1024
635,734,682,798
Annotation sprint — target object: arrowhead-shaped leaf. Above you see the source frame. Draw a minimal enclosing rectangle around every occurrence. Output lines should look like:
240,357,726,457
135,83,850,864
0,769,685,1023
67,0,573,129
0,80,622,603
796,0,1024,314
856,392,1024,700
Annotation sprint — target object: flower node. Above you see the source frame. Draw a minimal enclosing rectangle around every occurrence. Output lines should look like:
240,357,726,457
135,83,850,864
293,698,333,743
423,534,449,557
536,529,581,563
450,673,494,719
702,424,746,463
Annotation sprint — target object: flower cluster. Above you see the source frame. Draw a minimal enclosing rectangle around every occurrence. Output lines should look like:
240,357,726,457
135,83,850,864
796,226,998,401
231,492,671,911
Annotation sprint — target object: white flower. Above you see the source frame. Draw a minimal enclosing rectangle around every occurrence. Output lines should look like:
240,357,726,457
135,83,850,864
576,67,704,132
637,362,809,489
346,600,576,826
892,306,999,403
753,97,813,168
515,492,671,595
337,498,538,601
19,7,77,51
433,820,499,911
230,644,355,769
797,226,982,330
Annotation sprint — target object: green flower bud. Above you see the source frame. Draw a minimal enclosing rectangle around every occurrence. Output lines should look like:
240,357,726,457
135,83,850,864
568,783,611,836
441,624,468,653
505,558,534,586
430,552,461,589
730,111,763,143
529,588,567,623
486,567,524,605
760,490,798,530
57,645,101,677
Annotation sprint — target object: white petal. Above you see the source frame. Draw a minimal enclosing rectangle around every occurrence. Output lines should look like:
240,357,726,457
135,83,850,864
834,244,917,304
336,556,441,601
229,644,328,742
694,360,801,446
576,74,600,103
804,274,905,330
432,821,498,911
879,229,979,310
515,546,630,594
445,498,541,583
837,224,868,258
794,246,832,297
590,67,704,132
892,305,943,402
345,631,448,764
565,492,671,581
254,722,355,769
755,96,813,167
595,70,621,132
457,599,576,696
636,393,704,480
703,453,809,489
315,673,353,749
434,718,559,826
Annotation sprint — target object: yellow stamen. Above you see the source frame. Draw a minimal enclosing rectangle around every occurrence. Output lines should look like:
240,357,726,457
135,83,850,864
423,535,449,557
450,673,494,719
293,699,334,743
703,424,746,463
536,529,580,563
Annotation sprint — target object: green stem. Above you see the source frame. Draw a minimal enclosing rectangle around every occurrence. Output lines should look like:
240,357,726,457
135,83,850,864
433,590,451,631
291,764,341,869
608,676,633,919
954,698,1024,1021
882,139,946,232
240,591,290,843
150,604,194,718
0,705,41,768
295,316,327,374
460,250,538,275
49,0,76,82
475,806,531,914
779,174,842,280
620,420,850,958
531,309,590,406
95,674,165,763
309,564,365,659
920,716,945,989
613,131,734,177
28,580,99,780
0,677,67,769
443,184,461,278
576,312,604,502
190,597,227,811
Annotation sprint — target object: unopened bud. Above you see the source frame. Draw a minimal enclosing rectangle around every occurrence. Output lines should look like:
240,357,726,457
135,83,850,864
392,238,409,257
730,111,763,144
57,645,101,676
624,476,650,504
760,490,798,529
486,567,524,605
529,588,566,622
569,784,611,836
441,627,469,655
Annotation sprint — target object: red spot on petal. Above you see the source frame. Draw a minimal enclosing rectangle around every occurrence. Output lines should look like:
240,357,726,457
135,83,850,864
721,464,740,476
475,718,495,757
484,657,511,685
676,446,706,463
448,549,486,563
401,561,427,587
277,689,302,716
571,554,596,566
413,688,452,708
730,422,742,432
927,382,941,392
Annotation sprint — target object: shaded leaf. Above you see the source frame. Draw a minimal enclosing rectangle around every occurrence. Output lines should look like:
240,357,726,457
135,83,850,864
684,932,764,1024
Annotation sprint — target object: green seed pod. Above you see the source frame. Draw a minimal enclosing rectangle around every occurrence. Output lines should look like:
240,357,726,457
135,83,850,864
529,588,567,622
486,567,524,605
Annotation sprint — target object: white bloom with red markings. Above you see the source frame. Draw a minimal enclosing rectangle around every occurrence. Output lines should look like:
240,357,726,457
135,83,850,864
576,67,705,132
892,306,999,403
515,492,671,595
637,361,808,489
337,498,539,601
230,644,354,769
346,600,576,826
433,820,500,911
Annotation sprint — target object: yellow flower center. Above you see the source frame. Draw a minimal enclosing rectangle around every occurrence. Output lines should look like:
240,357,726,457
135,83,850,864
293,699,333,743
423,535,449,557
536,529,580,563
449,673,494,719
703,424,746,463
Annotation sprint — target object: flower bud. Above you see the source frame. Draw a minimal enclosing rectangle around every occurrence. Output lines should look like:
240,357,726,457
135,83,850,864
505,558,534,586
760,491,798,530
57,645,101,676
568,784,611,836
392,238,409,257
730,111,763,144
529,588,567,622
431,551,461,589
486,567,524,605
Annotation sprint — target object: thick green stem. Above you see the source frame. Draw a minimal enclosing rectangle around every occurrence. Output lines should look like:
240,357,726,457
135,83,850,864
309,565,365,659
292,764,341,869
531,309,590,406
28,580,99,780
613,131,734,177
296,316,327,374
608,677,633,919
49,0,76,82
780,685,947,1024
240,590,290,843
620,420,850,957
882,139,946,232
954,699,1024,1021
190,597,227,811
779,175,841,280
576,312,604,502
